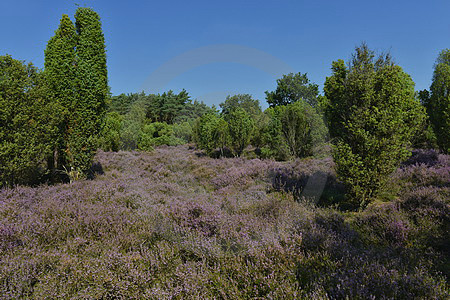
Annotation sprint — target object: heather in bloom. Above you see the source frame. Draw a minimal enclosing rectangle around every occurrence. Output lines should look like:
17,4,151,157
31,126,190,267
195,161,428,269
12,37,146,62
0,146,448,298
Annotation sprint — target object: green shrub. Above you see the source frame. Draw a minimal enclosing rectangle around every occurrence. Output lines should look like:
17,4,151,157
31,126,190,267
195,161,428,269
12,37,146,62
138,122,184,151
256,107,289,160
280,101,327,158
172,121,193,143
227,108,254,157
426,49,450,153
98,112,122,151
323,44,427,206
193,113,229,156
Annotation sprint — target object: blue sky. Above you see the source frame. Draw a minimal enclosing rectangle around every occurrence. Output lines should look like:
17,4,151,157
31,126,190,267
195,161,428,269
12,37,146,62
1,0,449,108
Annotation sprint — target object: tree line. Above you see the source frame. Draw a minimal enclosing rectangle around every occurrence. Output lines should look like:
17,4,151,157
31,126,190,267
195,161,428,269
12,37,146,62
1,8,449,207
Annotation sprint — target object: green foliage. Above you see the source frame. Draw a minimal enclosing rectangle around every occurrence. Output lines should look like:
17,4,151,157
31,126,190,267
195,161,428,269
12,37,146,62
172,121,193,143
220,94,262,120
280,101,327,158
428,49,450,153
146,90,190,124
323,44,427,206
174,99,214,123
110,92,212,125
265,72,319,107
44,14,77,174
256,107,289,160
109,92,144,115
107,92,211,150
98,112,122,152
193,113,230,156
256,103,326,160
0,56,56,187
227,108,254,157
68,7,108,172
121,100,147,150
138,122,184,151
44,8,108,176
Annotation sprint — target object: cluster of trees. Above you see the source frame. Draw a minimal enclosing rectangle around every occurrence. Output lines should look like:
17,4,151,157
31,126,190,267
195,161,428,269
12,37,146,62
99,90,214,152
193,90,327,160
1,4,448,209
1,8,107,186
192,44,449,207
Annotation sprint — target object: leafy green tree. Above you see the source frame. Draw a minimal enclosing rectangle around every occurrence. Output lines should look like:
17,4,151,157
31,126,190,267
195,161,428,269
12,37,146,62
411,91,437,149
220,94,262,120
323,44,426,206
109,92,144,115
121,99,147,150
227,108,254,157
256,107,289,160
44,8,108,177
172,121,194,143
0,56,55,187
280,101,327,158
427,49,450,153
265,72,319,107
44,14,77,173
194,113,229,156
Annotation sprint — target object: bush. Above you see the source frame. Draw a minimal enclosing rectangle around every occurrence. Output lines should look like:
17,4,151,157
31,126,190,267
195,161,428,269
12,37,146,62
426,49,450,153
172,121,193,143
193,113,229,156
255,107,289,160
138,122,184,151
323,44,427,206
280,101,327,158
227,108,254,157
98,112,122,152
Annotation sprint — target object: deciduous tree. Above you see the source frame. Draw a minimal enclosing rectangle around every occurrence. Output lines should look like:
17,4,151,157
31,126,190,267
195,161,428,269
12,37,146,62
427,49,450,153
266,72,319,107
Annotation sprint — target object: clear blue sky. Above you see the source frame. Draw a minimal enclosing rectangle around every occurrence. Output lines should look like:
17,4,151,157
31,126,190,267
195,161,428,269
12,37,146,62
1,0,449,108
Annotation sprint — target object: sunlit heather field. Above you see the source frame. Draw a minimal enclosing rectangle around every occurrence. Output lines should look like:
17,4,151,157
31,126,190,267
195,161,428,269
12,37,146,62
0,146,449,299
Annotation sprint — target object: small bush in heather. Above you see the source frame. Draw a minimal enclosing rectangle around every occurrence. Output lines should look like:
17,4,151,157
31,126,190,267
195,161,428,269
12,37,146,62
351,203,411,249
256,106,290,160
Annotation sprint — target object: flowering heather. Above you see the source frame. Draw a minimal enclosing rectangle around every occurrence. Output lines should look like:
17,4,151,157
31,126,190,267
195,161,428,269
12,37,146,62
0,146,448,298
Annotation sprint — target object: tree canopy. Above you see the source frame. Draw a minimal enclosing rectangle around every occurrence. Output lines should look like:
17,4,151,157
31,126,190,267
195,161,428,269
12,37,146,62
265,72,319,107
